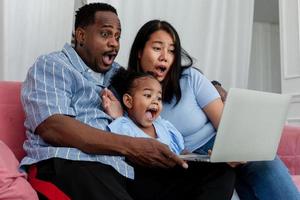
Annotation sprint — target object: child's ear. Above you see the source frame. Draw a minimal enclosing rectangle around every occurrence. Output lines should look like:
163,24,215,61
123,94,133,109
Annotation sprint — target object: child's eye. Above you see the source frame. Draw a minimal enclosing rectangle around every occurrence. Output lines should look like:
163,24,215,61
157,96,162,101
144,94,151,98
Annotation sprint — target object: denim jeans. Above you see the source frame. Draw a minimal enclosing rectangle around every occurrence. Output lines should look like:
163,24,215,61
194,137,300,200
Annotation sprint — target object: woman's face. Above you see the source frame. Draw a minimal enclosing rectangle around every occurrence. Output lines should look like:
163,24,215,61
138,30,175,82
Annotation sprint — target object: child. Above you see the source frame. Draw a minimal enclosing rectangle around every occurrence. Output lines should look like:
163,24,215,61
105,68,184,155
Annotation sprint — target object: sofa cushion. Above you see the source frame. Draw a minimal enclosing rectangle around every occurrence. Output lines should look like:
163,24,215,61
0,81,26,161
0,141,38,199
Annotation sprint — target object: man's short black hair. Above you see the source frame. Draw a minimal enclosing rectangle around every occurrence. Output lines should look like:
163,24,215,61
75,3,117,30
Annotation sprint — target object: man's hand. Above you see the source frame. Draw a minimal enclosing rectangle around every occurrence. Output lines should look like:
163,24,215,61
125,137,188,169
101,88,123,119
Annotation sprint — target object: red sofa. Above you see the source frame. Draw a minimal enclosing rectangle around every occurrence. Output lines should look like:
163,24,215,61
0,81,300,191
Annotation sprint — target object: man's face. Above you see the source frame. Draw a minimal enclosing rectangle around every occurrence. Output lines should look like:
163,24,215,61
76,11,121,73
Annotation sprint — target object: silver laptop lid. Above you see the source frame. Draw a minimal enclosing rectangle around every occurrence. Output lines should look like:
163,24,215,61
210,88,291,162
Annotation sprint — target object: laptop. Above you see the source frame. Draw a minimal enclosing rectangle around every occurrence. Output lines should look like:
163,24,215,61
179,88,291,163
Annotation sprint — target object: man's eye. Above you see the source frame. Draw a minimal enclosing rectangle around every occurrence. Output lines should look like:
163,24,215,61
101,32,110,38
115,35,121,41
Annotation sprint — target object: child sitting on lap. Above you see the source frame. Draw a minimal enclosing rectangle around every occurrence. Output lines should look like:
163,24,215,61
104,67,184,155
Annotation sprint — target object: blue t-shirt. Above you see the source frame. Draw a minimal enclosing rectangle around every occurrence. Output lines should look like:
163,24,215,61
161,67,220,152
108,116,184,155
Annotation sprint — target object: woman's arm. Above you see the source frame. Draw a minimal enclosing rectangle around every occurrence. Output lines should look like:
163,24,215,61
203,98,224,130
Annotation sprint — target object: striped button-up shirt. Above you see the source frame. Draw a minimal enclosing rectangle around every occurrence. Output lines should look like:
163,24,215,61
20,43,134,179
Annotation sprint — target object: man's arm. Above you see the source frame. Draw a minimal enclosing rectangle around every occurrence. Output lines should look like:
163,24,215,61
36,114,188,168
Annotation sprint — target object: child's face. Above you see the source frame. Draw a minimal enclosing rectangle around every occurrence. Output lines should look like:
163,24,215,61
124,76,162,128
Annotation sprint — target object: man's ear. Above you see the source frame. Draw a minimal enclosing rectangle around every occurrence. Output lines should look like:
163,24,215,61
75,27,86,47
123,94,133,109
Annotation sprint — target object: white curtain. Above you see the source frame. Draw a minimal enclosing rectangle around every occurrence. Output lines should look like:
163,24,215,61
0,0,74,81
248,22,281,93
0,0,254,90
88,0,254,89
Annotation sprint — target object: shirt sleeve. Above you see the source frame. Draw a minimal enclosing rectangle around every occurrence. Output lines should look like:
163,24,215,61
21,55,76,132
162,119,185,154
108,117,135,137
189,68,220,108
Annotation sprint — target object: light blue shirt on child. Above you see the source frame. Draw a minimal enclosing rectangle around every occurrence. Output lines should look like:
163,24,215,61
108,116,185,155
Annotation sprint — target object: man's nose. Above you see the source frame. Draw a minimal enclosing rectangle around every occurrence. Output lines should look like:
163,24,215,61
108,37,119,47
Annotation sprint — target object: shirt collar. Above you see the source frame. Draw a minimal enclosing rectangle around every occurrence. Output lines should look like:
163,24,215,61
62,43,88,73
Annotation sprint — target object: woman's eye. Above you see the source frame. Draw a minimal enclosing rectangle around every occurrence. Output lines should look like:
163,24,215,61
153,47,161,51
168,49,175,54
144,94,151,98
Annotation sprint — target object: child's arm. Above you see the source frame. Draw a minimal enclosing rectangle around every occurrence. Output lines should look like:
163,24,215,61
101,88,124,119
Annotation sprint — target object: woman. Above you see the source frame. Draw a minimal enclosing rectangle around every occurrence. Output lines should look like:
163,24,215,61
127,19,300,200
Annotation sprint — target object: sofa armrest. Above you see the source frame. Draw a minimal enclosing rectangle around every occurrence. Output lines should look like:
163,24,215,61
0,81,26,161
278,125,300,175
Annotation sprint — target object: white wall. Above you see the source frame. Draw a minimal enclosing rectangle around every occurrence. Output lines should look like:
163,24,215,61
0,0,74,81
279,0,300,125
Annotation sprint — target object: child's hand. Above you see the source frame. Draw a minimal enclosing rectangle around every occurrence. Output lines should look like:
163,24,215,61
101,88,123,119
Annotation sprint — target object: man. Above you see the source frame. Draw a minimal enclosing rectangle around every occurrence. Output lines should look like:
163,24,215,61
21,3,235,200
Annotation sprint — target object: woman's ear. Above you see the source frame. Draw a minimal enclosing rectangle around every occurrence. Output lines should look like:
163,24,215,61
138,50,142,59
123,94,133,109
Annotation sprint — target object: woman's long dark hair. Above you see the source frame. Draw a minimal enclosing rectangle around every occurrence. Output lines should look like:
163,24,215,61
127,20,193,104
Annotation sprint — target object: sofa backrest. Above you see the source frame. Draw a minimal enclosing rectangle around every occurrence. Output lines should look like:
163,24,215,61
1,80,300,175
0,81,26,161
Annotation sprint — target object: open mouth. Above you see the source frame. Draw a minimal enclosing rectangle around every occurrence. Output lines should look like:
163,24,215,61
157,65,167,73
102,51,117,66
145,107,158,121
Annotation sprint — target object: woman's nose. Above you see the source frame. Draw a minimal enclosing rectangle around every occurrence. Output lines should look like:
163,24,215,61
159,50,168,62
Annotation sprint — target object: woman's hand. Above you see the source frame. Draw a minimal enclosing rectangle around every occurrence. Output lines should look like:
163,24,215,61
208,150,246,168
227,162,246,168
101,88,123,119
